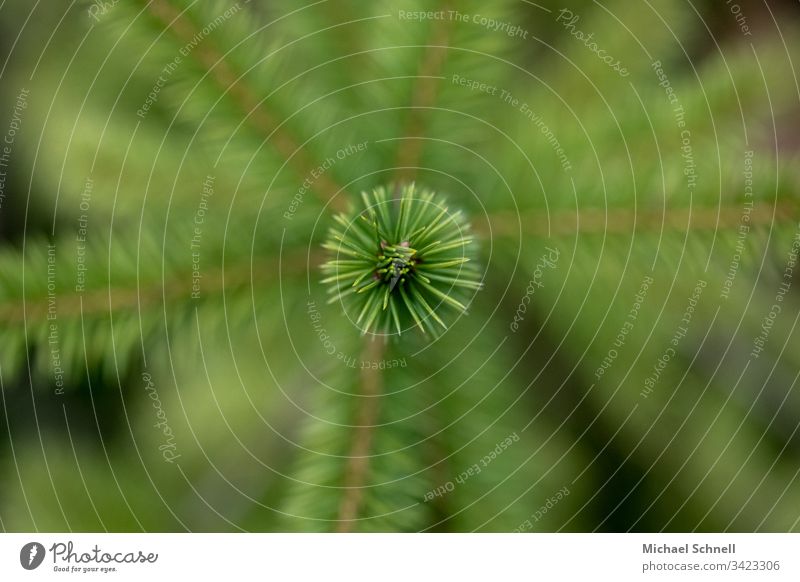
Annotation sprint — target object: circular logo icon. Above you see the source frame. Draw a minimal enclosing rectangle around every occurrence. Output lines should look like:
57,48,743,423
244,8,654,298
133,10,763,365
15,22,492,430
20,542,45,570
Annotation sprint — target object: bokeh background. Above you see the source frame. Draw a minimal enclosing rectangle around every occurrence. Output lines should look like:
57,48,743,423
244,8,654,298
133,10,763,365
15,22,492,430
0,0,799,532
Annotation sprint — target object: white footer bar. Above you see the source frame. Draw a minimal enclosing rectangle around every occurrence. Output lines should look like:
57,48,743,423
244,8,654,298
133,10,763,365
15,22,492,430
1,533,797,580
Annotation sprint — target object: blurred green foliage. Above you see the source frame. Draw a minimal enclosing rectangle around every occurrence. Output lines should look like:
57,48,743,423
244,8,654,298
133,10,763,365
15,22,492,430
0,0,799,532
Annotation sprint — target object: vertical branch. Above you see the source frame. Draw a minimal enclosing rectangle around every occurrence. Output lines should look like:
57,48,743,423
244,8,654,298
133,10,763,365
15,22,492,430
393,0,454,184
335,339,384,532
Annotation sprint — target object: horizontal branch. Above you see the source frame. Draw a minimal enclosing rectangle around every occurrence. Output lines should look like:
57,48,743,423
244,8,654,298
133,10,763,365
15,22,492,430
482,199,799,238
0,248,321,325
3,199,795,326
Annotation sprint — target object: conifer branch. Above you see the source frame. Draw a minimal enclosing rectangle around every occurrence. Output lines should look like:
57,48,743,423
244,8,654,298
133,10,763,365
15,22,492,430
394,0,454,184
485,199,800,238
142,0,346,210
335,339,384,532
0,243,320,325
5,197,793,329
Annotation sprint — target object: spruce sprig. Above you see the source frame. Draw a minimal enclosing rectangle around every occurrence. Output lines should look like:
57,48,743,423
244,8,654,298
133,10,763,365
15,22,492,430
322,184,482,336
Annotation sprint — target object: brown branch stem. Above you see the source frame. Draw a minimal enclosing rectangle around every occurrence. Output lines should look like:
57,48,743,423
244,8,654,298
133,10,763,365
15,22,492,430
393,0,454,185
4,200,795,324
335,339,384,532
145,0,345,210
0,249,322,324
482,199,799,238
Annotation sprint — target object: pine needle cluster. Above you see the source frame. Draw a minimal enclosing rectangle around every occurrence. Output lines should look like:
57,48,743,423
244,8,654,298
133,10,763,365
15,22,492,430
321,184,482,336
